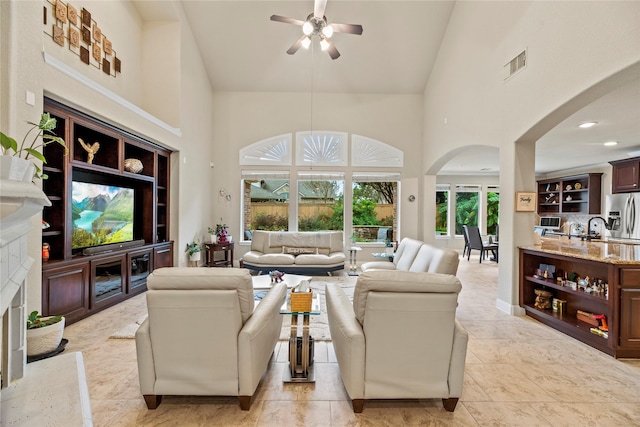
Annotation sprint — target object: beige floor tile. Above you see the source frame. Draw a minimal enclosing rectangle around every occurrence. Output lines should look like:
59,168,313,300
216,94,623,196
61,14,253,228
44,256,640,427
464,401,553,426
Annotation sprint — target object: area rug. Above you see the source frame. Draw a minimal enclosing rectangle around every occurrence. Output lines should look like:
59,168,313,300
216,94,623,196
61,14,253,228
109,275,357,341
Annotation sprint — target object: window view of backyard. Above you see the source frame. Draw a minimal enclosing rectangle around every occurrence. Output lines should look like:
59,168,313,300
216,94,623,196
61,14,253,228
352,180,396,243
296,178,344,231
436,188,449,236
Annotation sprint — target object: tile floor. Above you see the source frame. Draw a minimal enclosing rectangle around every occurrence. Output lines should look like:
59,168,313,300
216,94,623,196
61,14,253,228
61,255,640,426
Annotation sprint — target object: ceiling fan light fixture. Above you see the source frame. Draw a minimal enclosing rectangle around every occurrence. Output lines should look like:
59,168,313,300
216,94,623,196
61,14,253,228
301,36,312,50
320,37,330,51
302,21,314,36
322,24,333,38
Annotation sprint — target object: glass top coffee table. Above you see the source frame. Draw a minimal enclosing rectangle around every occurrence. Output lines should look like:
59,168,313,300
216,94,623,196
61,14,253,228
251,273,312,290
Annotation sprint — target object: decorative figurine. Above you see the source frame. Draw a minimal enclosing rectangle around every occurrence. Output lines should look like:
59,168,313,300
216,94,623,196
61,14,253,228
78,137,100,164
269,270,285,283
534,289,553,310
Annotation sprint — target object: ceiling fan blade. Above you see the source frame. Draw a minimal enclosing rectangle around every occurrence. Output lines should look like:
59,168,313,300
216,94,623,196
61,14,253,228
314,0,327,19
330,22,364,35
326,41,341,60
270,15,305,26
286,35,307,55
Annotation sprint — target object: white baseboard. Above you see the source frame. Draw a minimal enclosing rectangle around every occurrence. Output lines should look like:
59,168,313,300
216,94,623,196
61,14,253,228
496,298,525,316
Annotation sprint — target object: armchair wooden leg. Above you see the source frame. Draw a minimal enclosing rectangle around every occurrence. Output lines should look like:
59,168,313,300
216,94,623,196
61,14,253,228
352,399,365,413
143,395,162,409
442,397,459,412
238,395,252,411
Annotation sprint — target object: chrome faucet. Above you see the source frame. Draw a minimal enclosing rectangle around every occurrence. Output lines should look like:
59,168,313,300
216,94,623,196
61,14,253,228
586,216,610,240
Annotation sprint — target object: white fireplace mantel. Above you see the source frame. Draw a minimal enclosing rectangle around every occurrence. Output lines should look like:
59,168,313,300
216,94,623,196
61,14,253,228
0,178,50,388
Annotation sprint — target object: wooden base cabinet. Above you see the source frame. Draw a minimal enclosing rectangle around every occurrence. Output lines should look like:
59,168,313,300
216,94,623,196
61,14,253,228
42,242,173,325
520,248,640,358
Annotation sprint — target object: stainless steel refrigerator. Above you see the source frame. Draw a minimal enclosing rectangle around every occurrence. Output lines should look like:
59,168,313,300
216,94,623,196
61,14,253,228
605,193,640,239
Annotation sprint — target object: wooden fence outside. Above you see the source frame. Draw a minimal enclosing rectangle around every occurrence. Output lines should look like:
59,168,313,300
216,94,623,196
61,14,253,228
250,203,394,222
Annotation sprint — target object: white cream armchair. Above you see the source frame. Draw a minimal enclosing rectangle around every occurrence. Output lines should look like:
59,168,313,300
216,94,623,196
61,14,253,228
135,267,286,410
326,270,468,413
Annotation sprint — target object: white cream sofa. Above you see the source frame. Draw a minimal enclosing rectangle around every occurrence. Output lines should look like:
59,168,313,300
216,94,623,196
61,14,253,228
326,270,468,413
135,267,286,410
240,230,346,275
360,237,460,275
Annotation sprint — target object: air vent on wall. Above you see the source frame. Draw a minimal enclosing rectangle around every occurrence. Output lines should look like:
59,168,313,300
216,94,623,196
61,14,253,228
503,49,527,81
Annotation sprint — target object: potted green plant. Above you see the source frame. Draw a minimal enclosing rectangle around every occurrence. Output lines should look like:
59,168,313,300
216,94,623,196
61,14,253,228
0,112,67,181
185,240,203,263
207,226,217,243
26,310,65,356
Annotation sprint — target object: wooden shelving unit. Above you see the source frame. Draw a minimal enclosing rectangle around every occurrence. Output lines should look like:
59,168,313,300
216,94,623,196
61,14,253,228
537,173,602,215
520,248,640,358
41,98,174,324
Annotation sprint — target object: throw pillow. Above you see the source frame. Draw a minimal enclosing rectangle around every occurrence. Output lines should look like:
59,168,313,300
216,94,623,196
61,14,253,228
282,246,318,255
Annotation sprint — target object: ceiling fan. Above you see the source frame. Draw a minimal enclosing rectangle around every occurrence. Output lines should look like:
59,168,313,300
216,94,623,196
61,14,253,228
270,0,363,60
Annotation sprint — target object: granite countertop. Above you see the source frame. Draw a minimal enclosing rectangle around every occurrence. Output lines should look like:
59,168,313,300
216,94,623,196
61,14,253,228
521,236,640,264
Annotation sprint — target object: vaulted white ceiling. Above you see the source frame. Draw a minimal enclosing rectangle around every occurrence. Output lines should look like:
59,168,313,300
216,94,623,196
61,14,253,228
135,1,640,175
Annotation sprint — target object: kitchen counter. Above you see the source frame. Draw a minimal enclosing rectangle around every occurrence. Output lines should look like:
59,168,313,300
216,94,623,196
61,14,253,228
521,235,640,264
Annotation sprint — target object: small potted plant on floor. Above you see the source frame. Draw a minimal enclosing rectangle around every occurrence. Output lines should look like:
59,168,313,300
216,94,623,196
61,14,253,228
26,310,65,356
1,112,67,181
185,240,203,264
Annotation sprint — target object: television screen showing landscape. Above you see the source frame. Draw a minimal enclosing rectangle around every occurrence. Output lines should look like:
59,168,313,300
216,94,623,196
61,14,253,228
71,181,134,250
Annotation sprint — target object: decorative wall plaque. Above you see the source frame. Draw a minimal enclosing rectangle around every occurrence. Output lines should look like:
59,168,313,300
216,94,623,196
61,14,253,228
53,25,64,46
55,1,67,23
103,38,112,55
81,7,91,26
81,26,90,44
92,24,101,42
102,58,110,75
44,1,122,78
80,45,90,64
67,3,77,25
69,26,79,47
92,43,101,62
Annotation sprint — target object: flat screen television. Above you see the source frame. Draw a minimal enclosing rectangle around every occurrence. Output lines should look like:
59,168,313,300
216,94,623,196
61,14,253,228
71,181,134,250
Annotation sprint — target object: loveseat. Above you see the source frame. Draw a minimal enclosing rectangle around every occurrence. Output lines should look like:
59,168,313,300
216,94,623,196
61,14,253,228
239,230,346,275
360,237,459,275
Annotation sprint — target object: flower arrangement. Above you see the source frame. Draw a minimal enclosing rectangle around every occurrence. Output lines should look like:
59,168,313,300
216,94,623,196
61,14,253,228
215,218,229,243
0,112,67,180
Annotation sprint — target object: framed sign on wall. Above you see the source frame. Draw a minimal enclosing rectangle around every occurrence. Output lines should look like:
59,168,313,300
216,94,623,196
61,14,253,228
516,191,536,212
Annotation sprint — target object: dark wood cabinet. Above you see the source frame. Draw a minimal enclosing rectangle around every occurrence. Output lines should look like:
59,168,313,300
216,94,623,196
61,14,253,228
42,263,90,324
41,98,174,325
520,248,640,358
610,158,640,193
154,243,174,269
537,173,602,215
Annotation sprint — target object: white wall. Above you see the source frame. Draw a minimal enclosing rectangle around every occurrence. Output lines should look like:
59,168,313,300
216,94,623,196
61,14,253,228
1,0,214,312
423,1,640,314
211,92,424,261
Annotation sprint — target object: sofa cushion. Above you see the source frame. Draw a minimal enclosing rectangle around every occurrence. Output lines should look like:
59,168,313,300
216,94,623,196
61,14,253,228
282,246,318,255
147,267,255,323
352,270,462,325
294,252,347,266
394,238,423,270
243,251,295,265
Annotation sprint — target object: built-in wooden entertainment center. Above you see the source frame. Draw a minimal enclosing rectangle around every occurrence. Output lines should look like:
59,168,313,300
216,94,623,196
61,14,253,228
41,99,174,324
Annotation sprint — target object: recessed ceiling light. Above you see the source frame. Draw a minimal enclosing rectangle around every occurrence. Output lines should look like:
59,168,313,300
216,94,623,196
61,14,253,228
604,141,618,146
578,122,598,128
